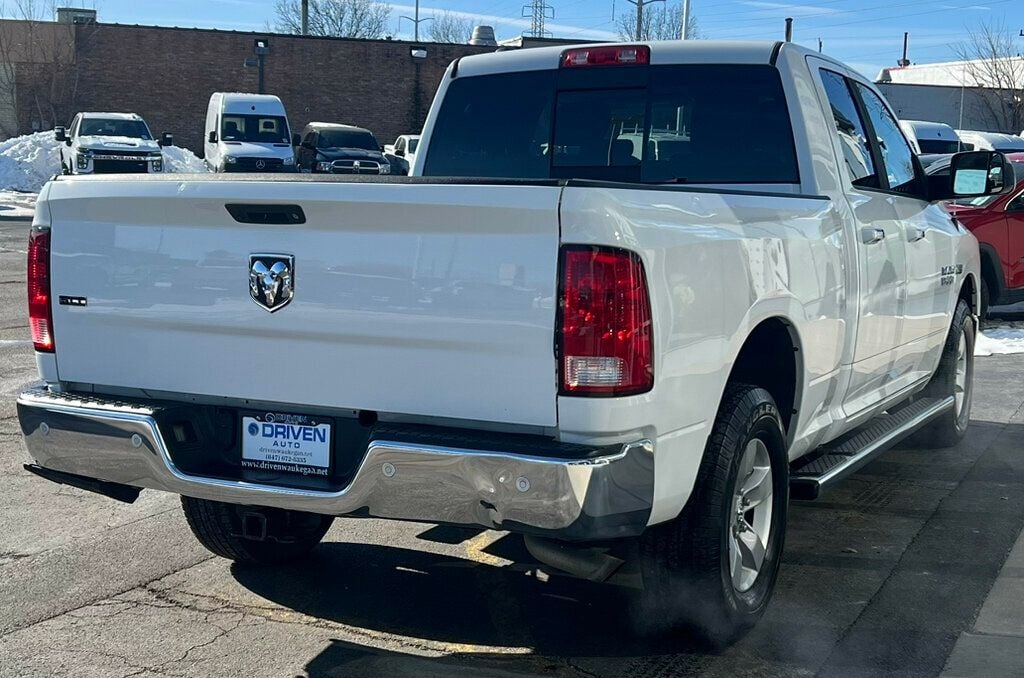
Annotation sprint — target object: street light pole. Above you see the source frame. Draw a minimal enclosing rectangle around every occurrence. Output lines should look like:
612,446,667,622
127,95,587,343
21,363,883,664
681,0,690,40
399,0,432,41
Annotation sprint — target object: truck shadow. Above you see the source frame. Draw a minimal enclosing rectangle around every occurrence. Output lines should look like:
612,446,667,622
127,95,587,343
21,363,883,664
229,418,1022,677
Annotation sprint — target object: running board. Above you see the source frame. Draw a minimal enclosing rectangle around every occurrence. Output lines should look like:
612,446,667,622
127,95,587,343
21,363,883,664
790,395,955,500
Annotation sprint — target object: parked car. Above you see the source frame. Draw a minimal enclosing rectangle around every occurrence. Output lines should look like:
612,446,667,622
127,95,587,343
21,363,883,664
384,134,420,166
204,93,297,173
55,112,172,175
926,152,1024,315
899,119,962,154
956,130,1024,153
19,41,1007,647
295,123,390,174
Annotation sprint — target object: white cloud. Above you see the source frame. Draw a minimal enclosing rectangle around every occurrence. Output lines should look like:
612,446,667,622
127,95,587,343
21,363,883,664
737,1,845,17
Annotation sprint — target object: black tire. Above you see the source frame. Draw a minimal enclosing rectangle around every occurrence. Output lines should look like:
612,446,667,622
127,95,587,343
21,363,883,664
910,299,974,448
980,278,990,320
634,384,789,648
181,497,333,565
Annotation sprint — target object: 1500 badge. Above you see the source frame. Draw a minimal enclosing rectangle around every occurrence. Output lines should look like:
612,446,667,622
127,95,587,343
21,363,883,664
940,264,963,286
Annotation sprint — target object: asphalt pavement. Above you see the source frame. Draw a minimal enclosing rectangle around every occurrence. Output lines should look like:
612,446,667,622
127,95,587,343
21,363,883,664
1,219,1023,677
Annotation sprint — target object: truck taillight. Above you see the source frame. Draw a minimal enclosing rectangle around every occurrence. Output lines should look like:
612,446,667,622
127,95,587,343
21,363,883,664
561,45,650,68
559,246,653,396
27,227,53,352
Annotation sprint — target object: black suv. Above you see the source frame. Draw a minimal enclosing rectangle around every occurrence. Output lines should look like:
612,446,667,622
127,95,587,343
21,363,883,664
295,123,391,175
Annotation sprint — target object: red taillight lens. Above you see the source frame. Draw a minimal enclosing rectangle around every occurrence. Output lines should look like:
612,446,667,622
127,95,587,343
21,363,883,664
559,246,653,396
27,228,53,352
561,45,651,68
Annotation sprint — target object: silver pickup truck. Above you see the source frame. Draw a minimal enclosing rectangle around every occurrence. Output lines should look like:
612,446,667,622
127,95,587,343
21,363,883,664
18,41,1013,645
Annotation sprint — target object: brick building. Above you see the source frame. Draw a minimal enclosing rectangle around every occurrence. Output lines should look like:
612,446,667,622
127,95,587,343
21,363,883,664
1,19,494,153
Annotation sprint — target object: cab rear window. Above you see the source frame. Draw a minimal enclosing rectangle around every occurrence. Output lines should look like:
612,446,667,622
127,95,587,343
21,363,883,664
423,64,800,185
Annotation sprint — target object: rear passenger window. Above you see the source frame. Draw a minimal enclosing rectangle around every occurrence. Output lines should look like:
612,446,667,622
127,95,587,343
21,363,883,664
854,83,919,194
820,70,877,188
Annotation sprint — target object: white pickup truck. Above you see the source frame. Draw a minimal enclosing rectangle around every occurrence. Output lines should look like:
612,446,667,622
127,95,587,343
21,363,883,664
17,42,1013,645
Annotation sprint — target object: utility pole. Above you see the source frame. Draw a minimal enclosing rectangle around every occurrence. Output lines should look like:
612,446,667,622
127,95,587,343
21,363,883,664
680,0,691,40
818,37,822,52
522,0,554,38
625,0,665,40
399,0,432,41
784,17,792,42
300,0,308,35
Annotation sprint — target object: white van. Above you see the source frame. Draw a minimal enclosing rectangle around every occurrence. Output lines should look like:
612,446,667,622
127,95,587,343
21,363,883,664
898,120,961,154
955,129,1024,153
204,93,297,172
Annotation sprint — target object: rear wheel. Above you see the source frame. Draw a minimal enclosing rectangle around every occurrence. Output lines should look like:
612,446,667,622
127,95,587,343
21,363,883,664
181,497,333,565
634,384,788,648
911,299,974,448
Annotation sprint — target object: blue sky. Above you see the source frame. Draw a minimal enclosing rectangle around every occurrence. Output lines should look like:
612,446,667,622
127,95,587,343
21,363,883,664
46,0,1024,78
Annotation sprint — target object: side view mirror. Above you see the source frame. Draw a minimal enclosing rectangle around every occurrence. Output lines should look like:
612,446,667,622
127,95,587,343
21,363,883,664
300,141,314,150
292,133,301,147
395,148,405,157
159,132,173,147
208,131,217,144
380,144,386,152
930,151,1014,202
54,126,66,143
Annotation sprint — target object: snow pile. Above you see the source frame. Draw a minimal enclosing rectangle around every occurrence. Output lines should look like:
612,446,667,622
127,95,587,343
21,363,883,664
162,145,208,173
0,131,62,192
0,131,207,193
975,325,1024,356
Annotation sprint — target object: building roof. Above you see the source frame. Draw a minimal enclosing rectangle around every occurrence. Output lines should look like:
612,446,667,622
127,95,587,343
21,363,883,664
877,57,1024,88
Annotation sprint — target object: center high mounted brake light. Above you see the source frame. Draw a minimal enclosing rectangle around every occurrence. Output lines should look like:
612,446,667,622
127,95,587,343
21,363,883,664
561,45,651,68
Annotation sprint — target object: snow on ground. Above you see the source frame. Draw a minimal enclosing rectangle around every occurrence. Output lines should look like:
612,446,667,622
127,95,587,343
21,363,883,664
0,131,207,196
976,324,1024,356
0,189,36,218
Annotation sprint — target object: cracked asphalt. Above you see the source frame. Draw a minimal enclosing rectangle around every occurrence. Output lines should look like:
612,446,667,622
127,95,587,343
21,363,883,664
2,219,1024,677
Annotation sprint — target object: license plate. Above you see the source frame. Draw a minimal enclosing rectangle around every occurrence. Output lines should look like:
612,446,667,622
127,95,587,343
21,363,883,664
241,413,331,476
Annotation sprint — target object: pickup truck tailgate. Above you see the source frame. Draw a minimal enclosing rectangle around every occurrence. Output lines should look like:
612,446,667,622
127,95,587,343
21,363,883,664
44,178,561,427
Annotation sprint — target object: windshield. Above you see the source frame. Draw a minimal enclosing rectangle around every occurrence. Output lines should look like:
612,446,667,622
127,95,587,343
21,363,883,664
80,118,152,139
318,130,379,150
423,65,799,184
918,139,960,154
221,115,289,143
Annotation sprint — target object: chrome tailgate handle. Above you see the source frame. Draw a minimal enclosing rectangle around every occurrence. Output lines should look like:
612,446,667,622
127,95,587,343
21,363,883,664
861,227,885,244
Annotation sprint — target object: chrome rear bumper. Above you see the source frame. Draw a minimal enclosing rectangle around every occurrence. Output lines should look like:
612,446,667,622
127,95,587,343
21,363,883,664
17,387,654,540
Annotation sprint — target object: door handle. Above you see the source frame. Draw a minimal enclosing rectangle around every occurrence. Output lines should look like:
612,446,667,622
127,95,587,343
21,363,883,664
908,227,927,242
861,227,885,244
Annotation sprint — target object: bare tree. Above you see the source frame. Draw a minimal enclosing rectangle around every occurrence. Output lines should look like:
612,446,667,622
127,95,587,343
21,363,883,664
0,0,82,137
272,0,392,39
617,2,699,41
953,21,1024,133
427,11,472,44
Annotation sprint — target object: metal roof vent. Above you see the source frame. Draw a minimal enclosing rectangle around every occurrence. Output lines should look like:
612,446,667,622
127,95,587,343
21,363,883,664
469,26,497,46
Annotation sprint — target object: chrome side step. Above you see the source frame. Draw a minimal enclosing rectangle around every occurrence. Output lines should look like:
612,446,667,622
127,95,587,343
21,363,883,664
790,396,955,500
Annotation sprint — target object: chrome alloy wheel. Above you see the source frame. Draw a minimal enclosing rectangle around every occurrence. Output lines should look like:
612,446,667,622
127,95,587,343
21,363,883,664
729,438,774,593
954,328,968,418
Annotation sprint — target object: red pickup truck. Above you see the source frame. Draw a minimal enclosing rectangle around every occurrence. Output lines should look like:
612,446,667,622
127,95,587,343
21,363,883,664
931,153,1024,316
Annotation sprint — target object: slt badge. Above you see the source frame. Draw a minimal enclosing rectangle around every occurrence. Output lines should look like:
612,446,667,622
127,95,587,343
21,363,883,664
249,254,294,312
